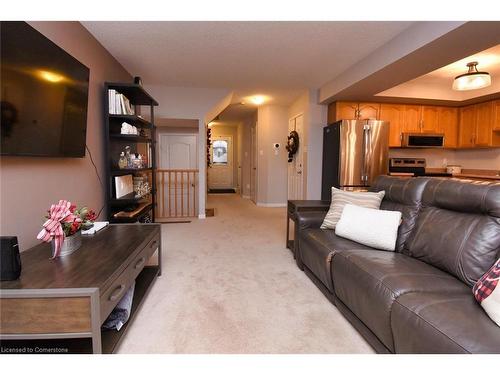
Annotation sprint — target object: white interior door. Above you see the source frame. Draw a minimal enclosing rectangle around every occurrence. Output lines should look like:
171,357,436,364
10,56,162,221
208,135,233,189
158,134,198,217
250,124,257,203
159,134,197,169
287,114,305,200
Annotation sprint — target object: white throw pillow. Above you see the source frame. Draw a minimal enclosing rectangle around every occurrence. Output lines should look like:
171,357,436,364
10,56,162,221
335,204,402,251
321,187,385,229
473,258,500,327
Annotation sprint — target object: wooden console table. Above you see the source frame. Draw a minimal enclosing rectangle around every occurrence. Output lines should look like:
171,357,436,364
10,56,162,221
0,224,161,354
286,200,330,257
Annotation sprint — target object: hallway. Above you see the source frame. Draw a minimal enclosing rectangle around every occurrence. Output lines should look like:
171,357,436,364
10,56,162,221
117,194,373,353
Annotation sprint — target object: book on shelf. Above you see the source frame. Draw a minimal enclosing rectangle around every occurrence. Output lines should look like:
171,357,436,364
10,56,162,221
108,89,135,115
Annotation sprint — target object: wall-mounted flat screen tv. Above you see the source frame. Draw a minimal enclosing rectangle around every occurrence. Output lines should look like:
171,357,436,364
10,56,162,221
1,22,90,157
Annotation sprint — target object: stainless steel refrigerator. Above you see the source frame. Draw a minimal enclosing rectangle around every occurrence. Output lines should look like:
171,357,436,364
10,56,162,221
321,119,389,200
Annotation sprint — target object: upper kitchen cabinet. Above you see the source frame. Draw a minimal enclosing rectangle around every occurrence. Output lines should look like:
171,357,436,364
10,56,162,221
421,106,440,133
379,103,405,147
329,101,380,123
474,101,494,146
458,101,500,148
492,99,500,131
458,105,476,148
403,105,422,133
437,107,458,148
358,102,380,120
328,102,358,123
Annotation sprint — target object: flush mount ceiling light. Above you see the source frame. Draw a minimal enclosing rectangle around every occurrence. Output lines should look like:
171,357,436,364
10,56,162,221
250,96,266,105
452,61,491,91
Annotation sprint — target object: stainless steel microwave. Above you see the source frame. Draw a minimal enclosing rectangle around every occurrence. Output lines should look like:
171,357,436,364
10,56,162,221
401,133,445,148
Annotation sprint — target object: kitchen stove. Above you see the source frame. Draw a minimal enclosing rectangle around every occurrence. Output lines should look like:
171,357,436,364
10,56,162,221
388,158,452,177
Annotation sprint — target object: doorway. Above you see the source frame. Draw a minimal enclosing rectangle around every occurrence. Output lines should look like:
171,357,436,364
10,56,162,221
208,135,234,191
156,120,199,220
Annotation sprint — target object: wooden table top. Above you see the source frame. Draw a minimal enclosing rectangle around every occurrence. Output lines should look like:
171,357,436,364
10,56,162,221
0,224,160,291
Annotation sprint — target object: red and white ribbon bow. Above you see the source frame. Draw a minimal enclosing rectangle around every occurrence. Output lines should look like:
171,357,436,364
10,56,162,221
37,200,75,258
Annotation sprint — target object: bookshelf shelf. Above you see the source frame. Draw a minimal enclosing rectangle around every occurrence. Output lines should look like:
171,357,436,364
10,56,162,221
108,114,153,129
104,82,158,224
109,134,153,143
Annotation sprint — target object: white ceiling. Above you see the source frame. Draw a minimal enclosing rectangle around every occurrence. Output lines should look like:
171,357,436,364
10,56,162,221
82,21,414,105
377,44,500,101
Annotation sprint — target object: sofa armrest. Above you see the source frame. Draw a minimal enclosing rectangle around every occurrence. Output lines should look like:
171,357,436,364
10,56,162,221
296,211,327,231
294,211,327,269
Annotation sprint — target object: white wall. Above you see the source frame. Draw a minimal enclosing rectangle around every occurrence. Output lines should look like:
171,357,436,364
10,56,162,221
256,105,289,206
143,85,231,218
288,89,327,200
389,148,500,170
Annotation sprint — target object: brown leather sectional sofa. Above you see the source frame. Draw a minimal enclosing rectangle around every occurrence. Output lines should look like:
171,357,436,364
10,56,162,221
295,176,500,353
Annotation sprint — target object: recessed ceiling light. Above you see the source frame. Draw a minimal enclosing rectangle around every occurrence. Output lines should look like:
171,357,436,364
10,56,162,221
452,62,491,91
251,96,266,105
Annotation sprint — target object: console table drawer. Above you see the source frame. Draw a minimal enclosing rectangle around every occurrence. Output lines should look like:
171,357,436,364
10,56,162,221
100,268,134,324
129,234,160,280
99,232,160,323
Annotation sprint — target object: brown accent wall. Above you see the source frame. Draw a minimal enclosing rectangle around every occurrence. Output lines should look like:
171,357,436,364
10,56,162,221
0,22,132,250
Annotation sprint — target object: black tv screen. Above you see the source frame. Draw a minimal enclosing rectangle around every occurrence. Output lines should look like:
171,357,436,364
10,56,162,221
1,22,89,157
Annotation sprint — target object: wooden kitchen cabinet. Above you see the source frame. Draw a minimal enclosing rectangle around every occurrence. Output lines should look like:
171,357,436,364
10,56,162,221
474,101,493,146
332,102,360,121
421,106,440,132
458,105,476,148
437,107,458,148
379,103,405,147
358,102,380,120
458,101,500,148
493,100,500,131
403,105,422,133
330,101,380,122
328,99,498,149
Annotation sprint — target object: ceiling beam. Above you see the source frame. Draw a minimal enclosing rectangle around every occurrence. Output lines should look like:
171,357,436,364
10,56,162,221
319,22,500,105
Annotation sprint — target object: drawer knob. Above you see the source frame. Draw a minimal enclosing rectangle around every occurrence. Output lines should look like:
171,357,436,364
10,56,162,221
134,257,146,269
109,284,125,301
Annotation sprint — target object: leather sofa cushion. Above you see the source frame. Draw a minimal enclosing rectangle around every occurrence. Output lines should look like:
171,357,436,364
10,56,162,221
332,250,468,352
370,176,429,252
392,291,500,353
299,229,372,292
404,179,500,287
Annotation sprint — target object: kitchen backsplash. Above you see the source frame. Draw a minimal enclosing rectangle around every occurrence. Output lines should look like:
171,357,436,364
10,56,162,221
389,148,500,170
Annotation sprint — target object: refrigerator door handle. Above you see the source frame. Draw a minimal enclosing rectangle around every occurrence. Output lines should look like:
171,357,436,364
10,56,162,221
365,125,372,184
362,124,371,184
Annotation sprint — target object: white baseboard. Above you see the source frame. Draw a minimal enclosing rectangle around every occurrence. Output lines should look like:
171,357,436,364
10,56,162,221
198,214,206,219
242,195,251,199
256,202,287,208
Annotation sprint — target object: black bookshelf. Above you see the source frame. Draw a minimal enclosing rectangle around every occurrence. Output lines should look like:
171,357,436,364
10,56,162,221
104,82,158,224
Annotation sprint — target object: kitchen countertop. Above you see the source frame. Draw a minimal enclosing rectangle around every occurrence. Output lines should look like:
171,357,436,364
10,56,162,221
427,168,500,181
389,168,500,181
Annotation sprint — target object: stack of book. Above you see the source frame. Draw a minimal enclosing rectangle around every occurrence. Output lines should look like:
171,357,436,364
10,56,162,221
108,89,135,115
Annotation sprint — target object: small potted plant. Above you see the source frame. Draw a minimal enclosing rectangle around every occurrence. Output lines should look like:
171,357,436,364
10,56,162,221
37,200,97,258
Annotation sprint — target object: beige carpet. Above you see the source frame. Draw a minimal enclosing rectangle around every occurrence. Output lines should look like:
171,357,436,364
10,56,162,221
117,194,374,353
